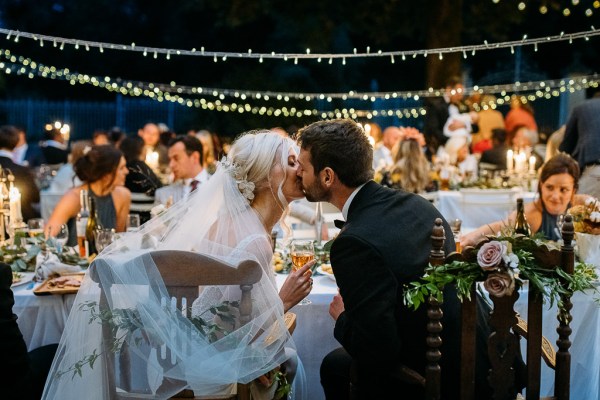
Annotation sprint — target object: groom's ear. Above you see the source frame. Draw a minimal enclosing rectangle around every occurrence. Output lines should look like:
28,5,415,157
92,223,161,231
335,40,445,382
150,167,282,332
321,167,336,188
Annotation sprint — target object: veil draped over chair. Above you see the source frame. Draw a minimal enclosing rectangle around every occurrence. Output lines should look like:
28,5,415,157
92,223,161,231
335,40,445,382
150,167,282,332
43,160,305,399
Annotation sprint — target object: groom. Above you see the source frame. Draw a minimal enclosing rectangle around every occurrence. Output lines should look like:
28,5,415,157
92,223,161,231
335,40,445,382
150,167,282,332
296,119,487,399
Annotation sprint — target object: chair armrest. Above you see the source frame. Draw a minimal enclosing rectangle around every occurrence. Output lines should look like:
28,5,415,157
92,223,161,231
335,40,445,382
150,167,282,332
514,316,556,369
284,312,296,335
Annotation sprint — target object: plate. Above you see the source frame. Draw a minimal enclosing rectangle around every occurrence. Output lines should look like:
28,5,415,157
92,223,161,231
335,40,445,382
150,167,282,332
316,265,335,281
11,272,36,288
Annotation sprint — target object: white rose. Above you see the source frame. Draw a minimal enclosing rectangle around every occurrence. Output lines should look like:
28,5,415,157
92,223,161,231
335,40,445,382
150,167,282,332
590,211,600,223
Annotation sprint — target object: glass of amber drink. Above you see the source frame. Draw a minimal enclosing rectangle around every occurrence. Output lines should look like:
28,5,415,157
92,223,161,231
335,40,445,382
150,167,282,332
290,239,314,305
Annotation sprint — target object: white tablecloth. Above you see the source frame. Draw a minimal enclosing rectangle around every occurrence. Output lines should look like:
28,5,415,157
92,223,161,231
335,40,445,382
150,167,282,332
12,274,599,399
434,189,536,229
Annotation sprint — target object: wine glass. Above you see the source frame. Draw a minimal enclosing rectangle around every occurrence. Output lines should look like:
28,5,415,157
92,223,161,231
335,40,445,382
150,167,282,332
290,239,315,305
52,224,69,253
555,214,565,242
94,228,115,254
127,214,141,232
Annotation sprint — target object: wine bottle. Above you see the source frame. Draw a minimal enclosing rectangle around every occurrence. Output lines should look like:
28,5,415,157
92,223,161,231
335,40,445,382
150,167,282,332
76,189,90,257
514,198,531,236
85,195,103,255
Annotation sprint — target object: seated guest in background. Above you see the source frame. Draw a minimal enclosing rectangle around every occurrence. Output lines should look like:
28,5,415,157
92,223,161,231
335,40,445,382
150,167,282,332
40,126,69,165
512,125,544,170
462,153,594,246
480,128,509,170
444,135,478,179
471,95,505,154
109,126,125,148
386,135,431,193
154,136,206,207
372,126,401,170
46,140,88,193
12,126,46,168
1,263,58,400
505,95,538,138
195,130,218,174
138,122,169,170
120,136,163,224
297,119,494,399
46,145,130,246
0,125,40,221
92,129,110,146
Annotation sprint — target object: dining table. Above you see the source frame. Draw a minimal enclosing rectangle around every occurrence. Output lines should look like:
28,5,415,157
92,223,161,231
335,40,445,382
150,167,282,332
11,263,600,400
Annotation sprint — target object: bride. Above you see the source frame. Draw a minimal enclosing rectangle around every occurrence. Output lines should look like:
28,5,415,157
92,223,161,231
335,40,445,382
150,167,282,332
43,130,313,399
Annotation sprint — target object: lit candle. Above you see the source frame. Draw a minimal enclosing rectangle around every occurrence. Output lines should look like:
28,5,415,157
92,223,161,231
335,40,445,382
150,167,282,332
529,156,536,173
145,151,159,171
507,149,513,173
9,186,22,224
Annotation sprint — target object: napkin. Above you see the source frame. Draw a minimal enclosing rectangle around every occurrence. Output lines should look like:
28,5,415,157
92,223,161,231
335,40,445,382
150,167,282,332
35,251,83,281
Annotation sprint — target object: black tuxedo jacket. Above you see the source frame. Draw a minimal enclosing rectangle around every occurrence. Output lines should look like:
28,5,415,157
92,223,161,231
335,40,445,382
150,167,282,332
24,144,47,168
0,156,41,221
330,181,491,397
480,144,509,170
41,145,68,165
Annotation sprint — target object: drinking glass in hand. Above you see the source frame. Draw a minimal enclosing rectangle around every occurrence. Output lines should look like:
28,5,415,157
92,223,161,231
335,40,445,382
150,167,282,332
290,239,314,305
28,218,45,238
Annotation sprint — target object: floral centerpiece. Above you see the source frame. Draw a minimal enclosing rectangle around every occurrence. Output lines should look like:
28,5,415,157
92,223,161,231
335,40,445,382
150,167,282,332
569,198,600,266
403,232,598,312
5,232,88,272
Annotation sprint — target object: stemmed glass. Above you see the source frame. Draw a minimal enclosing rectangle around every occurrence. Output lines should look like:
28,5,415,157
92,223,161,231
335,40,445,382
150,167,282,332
290,239,314,305
556,214,565,242
28,218,45,238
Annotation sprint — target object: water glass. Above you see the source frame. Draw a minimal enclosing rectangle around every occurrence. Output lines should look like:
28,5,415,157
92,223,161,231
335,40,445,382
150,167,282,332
94,228,116,253
49,224,69,253
127,214,141,232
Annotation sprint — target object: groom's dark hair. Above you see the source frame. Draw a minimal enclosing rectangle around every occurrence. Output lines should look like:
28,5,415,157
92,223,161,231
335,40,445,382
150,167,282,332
296,119,373,188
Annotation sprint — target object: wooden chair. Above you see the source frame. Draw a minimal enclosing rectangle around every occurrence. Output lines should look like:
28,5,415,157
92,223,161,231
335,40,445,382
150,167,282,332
91,250,295,400
423,216,575,400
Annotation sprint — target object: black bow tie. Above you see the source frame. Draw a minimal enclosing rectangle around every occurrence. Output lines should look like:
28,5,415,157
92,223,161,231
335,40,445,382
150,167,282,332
334,219,346,229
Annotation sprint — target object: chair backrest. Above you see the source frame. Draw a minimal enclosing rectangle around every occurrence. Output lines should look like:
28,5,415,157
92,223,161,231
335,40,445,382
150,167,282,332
425,217,575,400
91,250,263,399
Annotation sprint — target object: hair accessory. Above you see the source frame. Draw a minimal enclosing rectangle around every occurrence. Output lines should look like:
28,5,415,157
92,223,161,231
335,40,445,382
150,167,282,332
83,145,92,155
220,157,255,201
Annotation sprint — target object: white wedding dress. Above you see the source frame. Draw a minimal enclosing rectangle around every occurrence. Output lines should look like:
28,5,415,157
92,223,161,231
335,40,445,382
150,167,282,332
42,162,305,399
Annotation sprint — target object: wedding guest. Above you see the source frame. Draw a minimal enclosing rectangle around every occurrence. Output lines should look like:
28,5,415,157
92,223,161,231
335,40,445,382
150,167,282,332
92,129,110,146
387,137,431,193
296,119,494,398
471,95,505,154
40,126,69,165
1,263,58,400
138,122,168,170
12,126,46,168
559,90,600,198
0,125,40,221
109,126,125,148
120,136,163,224
512,125,544,170
444,135,478,178
462,153,593,246
154,135,207,206
505,95,538,139
195,129,218,173
46,140,88,193
424,76,468,156
545,125,565,162
372,126,400,170
46,145,130,246
480,128,509,170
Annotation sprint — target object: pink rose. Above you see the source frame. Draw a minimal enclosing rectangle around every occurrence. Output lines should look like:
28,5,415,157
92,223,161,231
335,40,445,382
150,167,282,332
477,241,505,271
484,270,515,297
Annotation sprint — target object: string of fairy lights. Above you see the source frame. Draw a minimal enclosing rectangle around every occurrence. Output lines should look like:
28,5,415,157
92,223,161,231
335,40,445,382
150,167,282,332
0,26,599,65
493,0,600,17
1,48,598,120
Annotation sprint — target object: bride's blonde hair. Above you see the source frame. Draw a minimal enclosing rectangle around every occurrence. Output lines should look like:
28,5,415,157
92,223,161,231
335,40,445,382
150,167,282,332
227,130,293,209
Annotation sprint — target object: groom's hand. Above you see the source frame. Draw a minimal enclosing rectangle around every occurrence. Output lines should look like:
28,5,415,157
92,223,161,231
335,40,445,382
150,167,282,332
329,293,345,321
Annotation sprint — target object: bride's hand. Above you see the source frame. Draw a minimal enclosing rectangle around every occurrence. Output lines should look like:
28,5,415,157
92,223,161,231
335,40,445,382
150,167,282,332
279,260,315,312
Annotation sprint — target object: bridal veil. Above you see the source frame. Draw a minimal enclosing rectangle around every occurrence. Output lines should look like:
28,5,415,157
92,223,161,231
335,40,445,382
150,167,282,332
43,131,305,399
